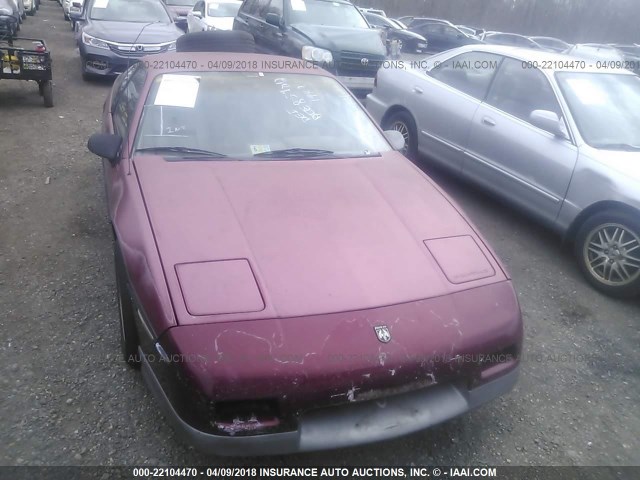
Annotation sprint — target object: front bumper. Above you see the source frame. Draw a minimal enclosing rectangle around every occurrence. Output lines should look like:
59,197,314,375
337,75,376,98
141,347,519,455
80,44,136,76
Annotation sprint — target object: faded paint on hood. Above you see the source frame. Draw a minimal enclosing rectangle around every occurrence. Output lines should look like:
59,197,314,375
134,153,507,325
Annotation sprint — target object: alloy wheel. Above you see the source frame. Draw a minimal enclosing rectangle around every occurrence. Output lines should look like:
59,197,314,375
583,223,640,286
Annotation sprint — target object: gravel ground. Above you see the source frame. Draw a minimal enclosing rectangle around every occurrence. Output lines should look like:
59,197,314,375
1,2,639,468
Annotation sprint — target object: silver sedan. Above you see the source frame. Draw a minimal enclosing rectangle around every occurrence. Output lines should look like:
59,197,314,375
367,45,640,297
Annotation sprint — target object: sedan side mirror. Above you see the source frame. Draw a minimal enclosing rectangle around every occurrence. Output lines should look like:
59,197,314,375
529,110,567,138
384,130,406,151
192,11,202,19
88,133,122,165
265,13,282,28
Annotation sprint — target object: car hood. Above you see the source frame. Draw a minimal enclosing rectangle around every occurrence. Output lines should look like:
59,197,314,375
84,20,182,44
291,23,386,56
590,149,640,182
134,154,507,325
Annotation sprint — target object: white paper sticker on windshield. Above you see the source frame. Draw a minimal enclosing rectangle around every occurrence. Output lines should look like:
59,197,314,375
565,78,607,105
250,145,271,155
94,0,109,8
291,0,306,11
154,75,200,108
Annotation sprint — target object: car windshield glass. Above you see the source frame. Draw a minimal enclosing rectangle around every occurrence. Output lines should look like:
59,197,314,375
165,0,196,6
288,0,368,28
135,72,390,159
90,0,171,23
556,72,640,149
208,1,240,17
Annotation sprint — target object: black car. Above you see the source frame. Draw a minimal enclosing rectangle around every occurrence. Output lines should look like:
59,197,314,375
409,22,482,54
482,32,542,50
71,0,183,79
363,12,427,54
611,44,640,74
233,0,386,97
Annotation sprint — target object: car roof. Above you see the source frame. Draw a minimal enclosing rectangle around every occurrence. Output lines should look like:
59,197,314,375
444,44,635,74
139,52,336,77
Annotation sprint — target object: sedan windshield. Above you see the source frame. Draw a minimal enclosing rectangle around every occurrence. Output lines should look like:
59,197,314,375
556,72,640,149
90,0,171,23
134,72,390,159
288,0,369,29
208,1,241,17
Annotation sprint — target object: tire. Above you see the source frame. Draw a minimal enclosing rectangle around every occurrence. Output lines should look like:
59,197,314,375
64,13,69,20
574,210,640,298
383,110,419,160
42,80,53,107
113,242,141,369
176,30,255,53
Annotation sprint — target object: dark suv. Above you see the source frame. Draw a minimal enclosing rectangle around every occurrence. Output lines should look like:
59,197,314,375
233,0,386,96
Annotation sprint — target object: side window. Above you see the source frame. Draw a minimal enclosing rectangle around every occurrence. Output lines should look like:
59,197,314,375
113,65,147,139
423,24,443,35
254,0,270,18
193,0,205,15
486,58,562,124
430,52,502,100
442,26,461,38
267,0,283,16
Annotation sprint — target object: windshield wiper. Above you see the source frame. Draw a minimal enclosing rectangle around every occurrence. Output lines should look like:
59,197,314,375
592,143,640,152
136,146,227,158
253,148,337,159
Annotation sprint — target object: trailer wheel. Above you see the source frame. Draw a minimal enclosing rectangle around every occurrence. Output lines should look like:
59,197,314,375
42,80,53,107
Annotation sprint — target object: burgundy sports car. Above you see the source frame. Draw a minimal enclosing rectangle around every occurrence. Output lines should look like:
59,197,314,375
87,50,523,455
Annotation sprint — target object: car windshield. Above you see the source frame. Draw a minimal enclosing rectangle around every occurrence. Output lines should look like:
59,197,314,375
288,0,368,29
208,1,240,17
90,0,171,23
556,72,640,150
134,72,390,159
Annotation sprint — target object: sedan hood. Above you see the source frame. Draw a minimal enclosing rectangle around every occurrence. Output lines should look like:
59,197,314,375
85,20,183,44
291,23,386,56
591,149,640,183
134,154,506,325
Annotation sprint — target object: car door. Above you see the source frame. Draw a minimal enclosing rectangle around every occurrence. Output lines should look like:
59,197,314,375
412,51,502,171
463,58,578,226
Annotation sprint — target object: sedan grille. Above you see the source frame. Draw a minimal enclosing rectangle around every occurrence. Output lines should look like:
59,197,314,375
336,51,385,77
108,43,170,57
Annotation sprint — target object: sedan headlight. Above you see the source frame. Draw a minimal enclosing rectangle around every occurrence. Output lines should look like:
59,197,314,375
82,32,110,50
301,46,333,65
167,41,177,51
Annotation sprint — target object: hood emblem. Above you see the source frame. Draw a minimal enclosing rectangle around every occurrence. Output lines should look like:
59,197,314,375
374,325,391,343
361,57,369,66
131,44,144,52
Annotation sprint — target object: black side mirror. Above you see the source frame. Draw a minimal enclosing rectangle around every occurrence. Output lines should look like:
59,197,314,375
88,133,123,165
265,13,282,28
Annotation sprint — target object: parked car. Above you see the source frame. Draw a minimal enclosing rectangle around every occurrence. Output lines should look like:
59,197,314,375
358,6,385,17
363,12,428,54
6,0,24,29
565,43,625,62
86,34,523,454
410,21,482,54
163,0,197,31
407,17,454,29
71,0,183,80
529,36,571,53
368,45,640,297
186,0,241,32
233,0,386,97
609,44,640,74
23,0,35,16
483,32,542,50
0,0,20,36
456,25,484,40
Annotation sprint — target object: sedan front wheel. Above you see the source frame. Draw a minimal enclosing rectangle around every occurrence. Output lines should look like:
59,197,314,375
384,110,418,160
575,210,640,298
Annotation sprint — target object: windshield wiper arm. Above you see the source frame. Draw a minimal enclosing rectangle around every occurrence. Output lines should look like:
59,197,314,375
136,146,227,158
593,143,640,151
254,148,336,158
